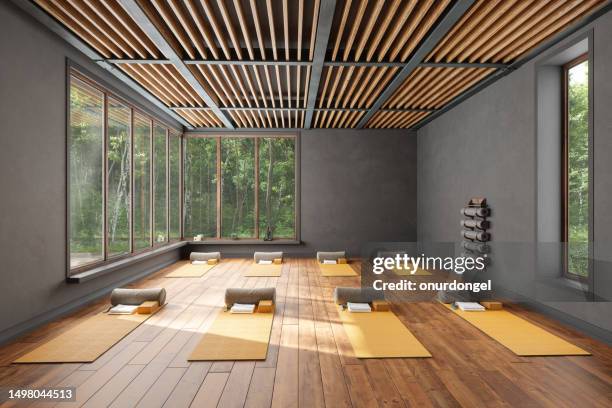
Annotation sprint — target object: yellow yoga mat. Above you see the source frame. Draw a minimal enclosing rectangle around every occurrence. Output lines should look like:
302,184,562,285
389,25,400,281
319,263,358,277
165,262,216,278
244,263,282,277
188,311,274,361
337,307,431,358
14,312,155,363
392,264,432,276
444,305,590,356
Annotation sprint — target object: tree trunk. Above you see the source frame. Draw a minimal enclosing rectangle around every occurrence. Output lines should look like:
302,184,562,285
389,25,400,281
109,139,129,244
265,139,273,227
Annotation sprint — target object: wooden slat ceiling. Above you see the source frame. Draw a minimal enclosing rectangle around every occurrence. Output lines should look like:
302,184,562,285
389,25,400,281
427,0,606,64
32,0,609,130
361,0,608,128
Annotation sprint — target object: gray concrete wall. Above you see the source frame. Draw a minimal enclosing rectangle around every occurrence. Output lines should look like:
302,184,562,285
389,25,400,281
0,2,417,342
417,10,612,340
0,1,182,343
197,129,418,257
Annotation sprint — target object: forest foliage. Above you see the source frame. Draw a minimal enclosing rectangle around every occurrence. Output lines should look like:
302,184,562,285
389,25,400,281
566,60,589,277
184,137,295,239
69,78,181,268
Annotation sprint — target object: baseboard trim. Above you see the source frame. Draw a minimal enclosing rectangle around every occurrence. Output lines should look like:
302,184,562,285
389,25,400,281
518,299,612,345
494,287,612,345
0,257,178,347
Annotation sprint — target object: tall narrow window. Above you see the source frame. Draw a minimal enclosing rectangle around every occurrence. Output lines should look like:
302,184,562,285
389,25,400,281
107,99,131,257
563,56,589,278
133,114,151,251
153,124,168,243
69,77,105,269
184,137,217,239
221,138,255,238
169,132,181,240
258,137,296,238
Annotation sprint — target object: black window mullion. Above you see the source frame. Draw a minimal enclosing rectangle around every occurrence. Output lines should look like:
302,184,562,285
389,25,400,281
149,119,154,248
103,94,108,262
129,108,134,254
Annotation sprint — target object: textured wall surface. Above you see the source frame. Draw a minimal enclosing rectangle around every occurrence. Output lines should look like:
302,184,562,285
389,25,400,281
417,10,612,339
0,1,183,342
191,128,418,257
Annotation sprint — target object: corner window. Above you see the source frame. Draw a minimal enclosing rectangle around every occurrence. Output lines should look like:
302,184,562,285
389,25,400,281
68,70,181,274
563,55,589,279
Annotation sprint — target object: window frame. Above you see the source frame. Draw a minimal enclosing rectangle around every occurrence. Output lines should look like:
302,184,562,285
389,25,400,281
67,74,106,271
183,133,300,242
152,122,169,248
67,67,182,276
105,96,132,260
130,110,154,256
168,130,183,242
561,53,590,280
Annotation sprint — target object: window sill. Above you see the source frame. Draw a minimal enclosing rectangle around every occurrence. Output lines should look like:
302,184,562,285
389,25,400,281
187,239,301,245
67,239,301,283
67,241,187,283
535,275,591,299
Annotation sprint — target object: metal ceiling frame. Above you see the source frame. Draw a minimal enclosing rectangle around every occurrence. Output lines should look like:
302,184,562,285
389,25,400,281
116,0,234,129
103,58,508,70
303,0,337,129
9,0,193,129
412,0,612,130
355,0,477,129
14,0,612,131
170,106,435,113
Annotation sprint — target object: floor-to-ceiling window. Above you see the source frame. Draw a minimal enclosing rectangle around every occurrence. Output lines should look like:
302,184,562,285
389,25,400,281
68,70,181,274
169,131,182,241
184,137,218,239
184,135,297,241
258,137,296,239
68,77,104,269
106,98,131,258
221,138,256,239
153,124,167,244
133,113,152,251
563,55,590,279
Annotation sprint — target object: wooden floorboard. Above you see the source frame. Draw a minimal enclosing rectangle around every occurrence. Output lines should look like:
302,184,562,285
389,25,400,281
0,258,610,408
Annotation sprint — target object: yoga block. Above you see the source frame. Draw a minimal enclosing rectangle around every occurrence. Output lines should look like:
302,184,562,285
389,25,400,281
338,258,348,264
273,258,282,264
137,301,160,314
481,301,502,310
258,300,274,313
372,300,390,312
207,258,218,265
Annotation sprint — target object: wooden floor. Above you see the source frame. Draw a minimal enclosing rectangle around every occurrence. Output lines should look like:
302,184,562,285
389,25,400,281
0,258,611,408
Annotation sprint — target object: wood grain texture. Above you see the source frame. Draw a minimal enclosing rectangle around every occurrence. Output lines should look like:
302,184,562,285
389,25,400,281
1,258,611,407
